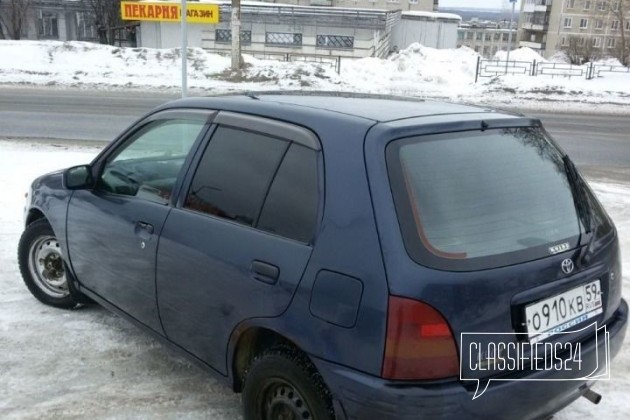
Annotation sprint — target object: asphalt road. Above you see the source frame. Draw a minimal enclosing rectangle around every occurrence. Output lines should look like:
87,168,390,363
1,87,629,174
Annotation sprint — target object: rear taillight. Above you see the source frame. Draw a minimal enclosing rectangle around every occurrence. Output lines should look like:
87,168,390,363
382,296,459,380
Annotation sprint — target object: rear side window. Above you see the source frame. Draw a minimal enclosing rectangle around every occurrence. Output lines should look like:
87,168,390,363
387,127,581,271
185,127,287,226
185,126,320,243
257,144,319,243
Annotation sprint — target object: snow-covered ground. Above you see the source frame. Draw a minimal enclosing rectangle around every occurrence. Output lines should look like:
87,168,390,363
1,40,630,114
0,140,628,418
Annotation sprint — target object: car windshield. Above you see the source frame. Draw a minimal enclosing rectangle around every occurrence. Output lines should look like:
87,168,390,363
387,127,582,270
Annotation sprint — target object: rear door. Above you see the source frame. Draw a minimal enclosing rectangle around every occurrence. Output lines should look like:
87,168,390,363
366,120,618,379
67,110,212,332
156,112,322,373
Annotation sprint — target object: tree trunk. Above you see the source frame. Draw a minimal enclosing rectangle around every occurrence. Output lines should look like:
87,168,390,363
231,0,242,70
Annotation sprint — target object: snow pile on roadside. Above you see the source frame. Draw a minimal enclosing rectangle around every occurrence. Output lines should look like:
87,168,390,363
1,40,630,112
494,47,547,63
0,40,341,91
341,43,480,97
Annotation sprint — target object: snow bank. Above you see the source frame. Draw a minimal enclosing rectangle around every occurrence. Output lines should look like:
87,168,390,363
493,47,547,63
0,40,341,91
341,43,480,97
1,40,630,113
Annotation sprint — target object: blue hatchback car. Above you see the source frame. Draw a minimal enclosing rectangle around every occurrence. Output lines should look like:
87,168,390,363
19,93,627,420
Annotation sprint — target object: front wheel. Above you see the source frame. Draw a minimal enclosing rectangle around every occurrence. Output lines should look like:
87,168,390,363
18,219,78,309
242,346,334,420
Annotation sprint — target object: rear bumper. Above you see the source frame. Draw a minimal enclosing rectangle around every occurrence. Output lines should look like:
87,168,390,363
313,299,627,420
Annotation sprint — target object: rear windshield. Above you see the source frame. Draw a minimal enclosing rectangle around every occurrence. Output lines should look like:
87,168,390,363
387,127,581,271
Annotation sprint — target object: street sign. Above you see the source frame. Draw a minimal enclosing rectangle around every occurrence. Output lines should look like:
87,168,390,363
121,1,219,24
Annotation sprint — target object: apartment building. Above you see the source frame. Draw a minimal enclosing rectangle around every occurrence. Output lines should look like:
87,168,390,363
518,0,629,59
259,0,438,12
0,0,95,41
457,20,517,58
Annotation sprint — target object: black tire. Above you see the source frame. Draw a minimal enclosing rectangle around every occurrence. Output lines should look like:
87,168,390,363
18,219,78,309
242,346,334,420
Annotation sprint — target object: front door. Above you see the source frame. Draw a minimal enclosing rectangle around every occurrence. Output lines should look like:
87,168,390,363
67,111,210,332
156,113,322,373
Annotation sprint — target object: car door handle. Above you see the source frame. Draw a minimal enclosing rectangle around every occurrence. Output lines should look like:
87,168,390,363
135,221,154,235
250,260,279,285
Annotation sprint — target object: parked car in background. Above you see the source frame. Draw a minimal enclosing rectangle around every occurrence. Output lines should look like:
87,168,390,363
19,93,627,420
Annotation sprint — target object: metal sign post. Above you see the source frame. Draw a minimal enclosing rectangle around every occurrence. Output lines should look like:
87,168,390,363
505,0,517,73
181,0,188,98
120,1,219,97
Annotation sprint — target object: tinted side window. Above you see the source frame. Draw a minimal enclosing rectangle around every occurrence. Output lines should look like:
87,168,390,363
99,119,205,203
185,127,287,226
257,144,319,243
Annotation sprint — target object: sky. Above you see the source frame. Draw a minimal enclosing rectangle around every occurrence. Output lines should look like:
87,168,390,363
439,0,521,9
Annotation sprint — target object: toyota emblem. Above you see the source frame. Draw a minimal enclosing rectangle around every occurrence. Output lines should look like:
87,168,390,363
561,258,574,275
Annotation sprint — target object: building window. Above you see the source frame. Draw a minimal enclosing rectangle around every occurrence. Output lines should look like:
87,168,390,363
76,12,96,40
409,0,418,3
483,46,490,56
626,21,630,31
564,17,573,28
593,37,601,47
584,0,591,9
476,32,482,41
579,18,588,29
612,1,619,11
566,0,575,9
466,31,473,40
265,32,302,46
595,19,604,30
386,0,400,3
316,35,354,49
38,11,59,39
607,38,616,48
457,31,465,40
611,20,620,31
485,33,492,41
215,29,252,45
503,32,509,42
578,37,585,46
561,36,568,46
597,1,606,11
474,46,480,52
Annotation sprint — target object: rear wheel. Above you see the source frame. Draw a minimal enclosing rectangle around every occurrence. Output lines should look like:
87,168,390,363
18,219,78,309
242,346,334,420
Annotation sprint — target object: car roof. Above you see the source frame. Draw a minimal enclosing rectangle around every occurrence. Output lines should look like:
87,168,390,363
161,92,514,124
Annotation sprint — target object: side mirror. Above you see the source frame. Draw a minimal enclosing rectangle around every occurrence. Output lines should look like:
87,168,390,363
63,165,93,190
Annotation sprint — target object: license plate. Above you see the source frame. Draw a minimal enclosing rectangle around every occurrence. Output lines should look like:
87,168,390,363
525,280,603,343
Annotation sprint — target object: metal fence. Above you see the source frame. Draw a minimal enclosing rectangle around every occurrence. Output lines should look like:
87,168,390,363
475,57,630,82
205,49,343,74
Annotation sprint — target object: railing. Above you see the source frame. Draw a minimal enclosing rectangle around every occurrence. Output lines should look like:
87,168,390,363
475,59,536,81
475,57,629,81
204,48,343,74
535,62,587,78
591,64,630,78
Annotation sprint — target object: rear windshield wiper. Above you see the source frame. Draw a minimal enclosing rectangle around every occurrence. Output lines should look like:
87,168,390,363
562,155,595,263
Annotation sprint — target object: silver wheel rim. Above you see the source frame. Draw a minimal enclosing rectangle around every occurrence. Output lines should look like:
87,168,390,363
27,235,69,298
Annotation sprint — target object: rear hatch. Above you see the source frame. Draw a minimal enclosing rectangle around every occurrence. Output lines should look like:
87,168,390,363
365,116,622,381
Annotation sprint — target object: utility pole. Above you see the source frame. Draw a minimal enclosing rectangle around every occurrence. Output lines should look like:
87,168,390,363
505,0,517,72
181,0,188,97
231,0,242,70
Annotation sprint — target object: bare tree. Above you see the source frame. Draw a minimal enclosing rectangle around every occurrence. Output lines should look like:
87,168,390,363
81,0,122,45
0,0,32,40
563,36,601,64
590,0,630,65
611,0,630,65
